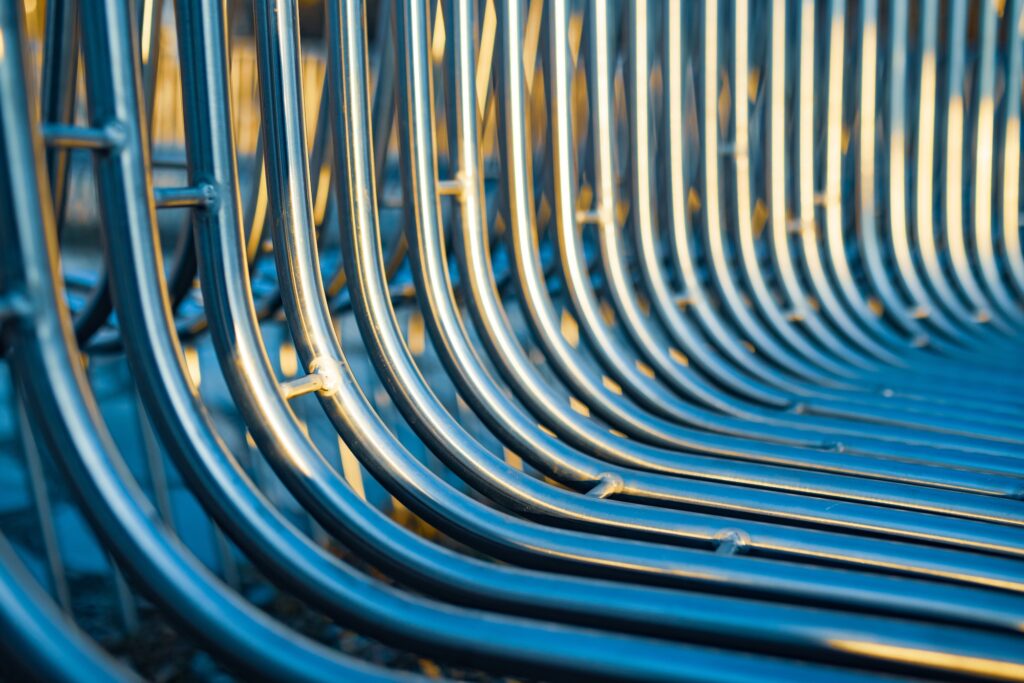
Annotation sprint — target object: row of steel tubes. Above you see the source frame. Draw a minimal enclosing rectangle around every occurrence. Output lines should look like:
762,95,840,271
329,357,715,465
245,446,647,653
1,0,1024,680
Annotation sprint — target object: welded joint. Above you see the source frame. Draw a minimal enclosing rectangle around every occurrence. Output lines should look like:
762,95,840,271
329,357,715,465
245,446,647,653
813,192,839,208
575,208,613,226
154,183,218,210
786,401,806,414
306,356,345,396
908,305,930,320
784,308,807,322
586,472,624,499
786,218,815,235
675,292,699,308
790,401,841,451
713,528,750,556
720,142,751,164
437,177,466,199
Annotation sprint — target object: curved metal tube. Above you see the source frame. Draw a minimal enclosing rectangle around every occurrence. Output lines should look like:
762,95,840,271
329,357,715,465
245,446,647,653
0,4,398,677
0,534,138,682
4,0,1024,678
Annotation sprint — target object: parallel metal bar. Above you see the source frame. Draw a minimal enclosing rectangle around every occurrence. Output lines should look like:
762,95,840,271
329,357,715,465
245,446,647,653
41,123,119,150
3,0,1024,679
152,183,215,209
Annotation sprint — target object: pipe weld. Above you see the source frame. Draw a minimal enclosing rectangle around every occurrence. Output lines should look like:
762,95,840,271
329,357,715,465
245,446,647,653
713,528,750,556
101,121,128,151
308,356,345,396
586,473,624,499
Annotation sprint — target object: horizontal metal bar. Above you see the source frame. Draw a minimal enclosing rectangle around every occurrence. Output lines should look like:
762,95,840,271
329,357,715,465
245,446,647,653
153,183,216,208
40,122,121,150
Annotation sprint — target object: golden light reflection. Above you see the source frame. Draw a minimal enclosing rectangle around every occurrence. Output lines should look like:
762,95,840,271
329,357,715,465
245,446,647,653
338,437,366,500
183,346,202,386
669,347,689,366
279,341,298,377
602,375,623,395
430,0,445,63
407,310,426,355
635,360,655,378
503,448,524,471
476,0,496,116
560,308,580,347
522,0,544,86
569,396,590,417
828,640,1024,681
140,0,154,64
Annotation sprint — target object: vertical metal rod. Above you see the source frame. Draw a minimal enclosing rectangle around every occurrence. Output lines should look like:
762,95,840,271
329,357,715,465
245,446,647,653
14,398,71,614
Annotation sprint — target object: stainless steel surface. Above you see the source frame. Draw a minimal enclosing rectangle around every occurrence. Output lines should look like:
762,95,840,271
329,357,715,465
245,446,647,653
1,0,1023,680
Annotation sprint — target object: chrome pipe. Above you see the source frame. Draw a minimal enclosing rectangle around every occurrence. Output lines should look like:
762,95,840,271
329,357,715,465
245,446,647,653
2,0,1023,679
